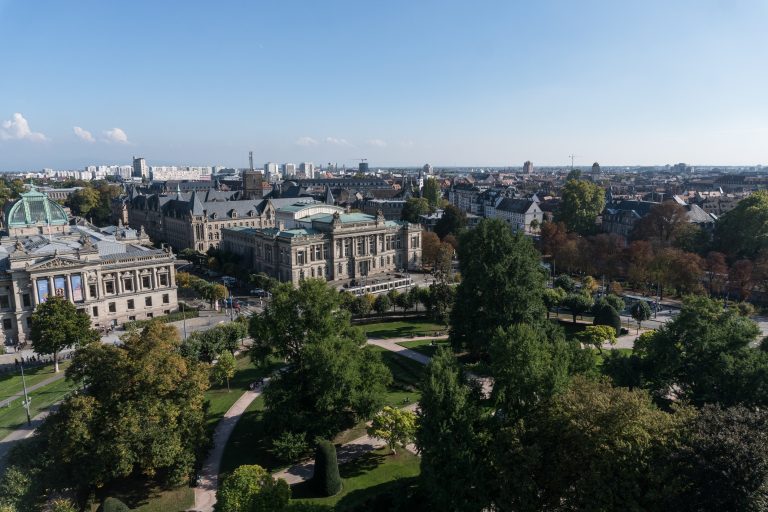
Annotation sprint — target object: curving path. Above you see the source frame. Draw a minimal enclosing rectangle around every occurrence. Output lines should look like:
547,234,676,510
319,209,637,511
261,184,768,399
192,386,264,512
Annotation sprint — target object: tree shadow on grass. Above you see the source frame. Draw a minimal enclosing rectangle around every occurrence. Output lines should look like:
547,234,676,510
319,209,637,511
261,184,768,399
339,451,386,478
333,476,422,512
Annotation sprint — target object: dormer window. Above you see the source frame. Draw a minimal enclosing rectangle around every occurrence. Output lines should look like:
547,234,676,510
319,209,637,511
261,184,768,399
211,212,217,220
231,210,237,219
248,210,255,217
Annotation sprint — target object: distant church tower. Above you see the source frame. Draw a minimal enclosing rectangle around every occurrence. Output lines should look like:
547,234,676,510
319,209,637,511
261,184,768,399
243,151,264,199
591,162,601,181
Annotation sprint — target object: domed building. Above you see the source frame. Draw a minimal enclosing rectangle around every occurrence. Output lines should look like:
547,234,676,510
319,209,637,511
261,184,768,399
0,188,179,347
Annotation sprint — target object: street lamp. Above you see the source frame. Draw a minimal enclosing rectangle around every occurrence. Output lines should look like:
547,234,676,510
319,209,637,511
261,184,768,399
20,361,31,425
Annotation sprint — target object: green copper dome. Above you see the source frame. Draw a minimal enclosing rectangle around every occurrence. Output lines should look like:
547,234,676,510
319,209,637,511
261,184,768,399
5,187,69,228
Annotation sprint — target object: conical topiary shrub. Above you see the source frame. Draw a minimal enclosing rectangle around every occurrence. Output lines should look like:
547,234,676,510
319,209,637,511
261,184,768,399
311,439,342,496
101,497,130,512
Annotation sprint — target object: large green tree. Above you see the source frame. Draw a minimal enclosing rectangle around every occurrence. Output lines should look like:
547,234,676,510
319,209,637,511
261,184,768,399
401,197,430,223
666,404,768,512
450,219,547,356
250,279,391,438
492,376,689,511
556,178,605,234
30,296,99,372
416,347,490,512
434,204,467,239
38,322,209,492
634,295,768,407
421,177,442,208
215,465,290,512
714,190,768,259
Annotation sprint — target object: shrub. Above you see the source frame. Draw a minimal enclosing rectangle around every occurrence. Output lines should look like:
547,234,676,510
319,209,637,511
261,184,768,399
593,304,621,335
101,497,130,512
271,431,310,463
312,439,342,497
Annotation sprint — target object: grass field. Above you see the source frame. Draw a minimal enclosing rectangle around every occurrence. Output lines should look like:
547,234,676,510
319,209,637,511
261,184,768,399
89,480,194,512
204,354,282,431
0,361,70,403
289,448,420,510
360,319,446,339
397,338,449,359
0,376,79,439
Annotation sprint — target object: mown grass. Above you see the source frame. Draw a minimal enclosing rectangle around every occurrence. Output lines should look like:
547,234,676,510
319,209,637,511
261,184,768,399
0,361,70,403
0,376,79,439
360,319,446,339
289,448,420,510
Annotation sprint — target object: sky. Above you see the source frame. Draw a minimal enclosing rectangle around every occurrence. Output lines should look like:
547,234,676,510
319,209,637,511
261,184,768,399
1,0,767,170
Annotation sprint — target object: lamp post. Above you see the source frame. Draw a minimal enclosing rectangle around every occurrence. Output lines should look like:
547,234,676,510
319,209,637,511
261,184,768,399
20,361,31,426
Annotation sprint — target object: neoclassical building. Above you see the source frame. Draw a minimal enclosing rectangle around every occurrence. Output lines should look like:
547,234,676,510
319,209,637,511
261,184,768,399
0,191,178,346
221,203,422,286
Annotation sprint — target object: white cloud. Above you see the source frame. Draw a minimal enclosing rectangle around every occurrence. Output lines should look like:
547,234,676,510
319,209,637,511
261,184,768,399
104,127,129,144
295,136,319,147
73,126,95,142
325,136,352,147
0,113,47,141
367,138,387,147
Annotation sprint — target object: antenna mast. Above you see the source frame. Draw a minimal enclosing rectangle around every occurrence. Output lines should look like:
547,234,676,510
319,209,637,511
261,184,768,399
248,151,254,172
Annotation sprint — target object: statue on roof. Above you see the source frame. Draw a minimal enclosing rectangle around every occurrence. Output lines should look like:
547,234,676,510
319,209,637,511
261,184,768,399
14,238,24,252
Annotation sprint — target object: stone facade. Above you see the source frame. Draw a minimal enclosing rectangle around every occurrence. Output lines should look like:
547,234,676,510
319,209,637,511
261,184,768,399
222,205,421,286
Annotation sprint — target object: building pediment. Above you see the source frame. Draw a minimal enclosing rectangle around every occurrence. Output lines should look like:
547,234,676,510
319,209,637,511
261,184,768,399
27,256,83,271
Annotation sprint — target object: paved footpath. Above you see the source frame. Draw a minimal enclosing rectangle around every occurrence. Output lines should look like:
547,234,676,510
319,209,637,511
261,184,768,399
192,385,265,512
0,406,58,471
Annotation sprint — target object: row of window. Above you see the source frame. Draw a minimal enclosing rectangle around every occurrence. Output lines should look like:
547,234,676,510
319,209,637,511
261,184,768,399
102,273,169,295
93,293,170,317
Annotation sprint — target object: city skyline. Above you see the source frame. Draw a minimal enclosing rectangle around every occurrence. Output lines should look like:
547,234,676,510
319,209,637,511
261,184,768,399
1,0,767,170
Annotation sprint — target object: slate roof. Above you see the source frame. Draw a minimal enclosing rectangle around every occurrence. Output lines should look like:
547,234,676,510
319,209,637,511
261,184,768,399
495,198,538,214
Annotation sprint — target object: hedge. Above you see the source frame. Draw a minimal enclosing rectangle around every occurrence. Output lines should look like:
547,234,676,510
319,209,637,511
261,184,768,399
312,439,342,497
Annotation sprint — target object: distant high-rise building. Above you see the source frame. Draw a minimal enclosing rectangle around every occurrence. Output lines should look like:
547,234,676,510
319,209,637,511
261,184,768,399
243,170,264,200
264,162,279,182
282,163,297,177
591,162,601,181
423,163,433,175
358,162,369,174
132,157,148,179
300,162,315,179
523,161,534,174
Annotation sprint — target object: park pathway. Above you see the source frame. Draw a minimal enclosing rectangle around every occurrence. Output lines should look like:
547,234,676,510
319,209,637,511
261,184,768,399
273,403,420,486
192,385,265,512
0,371,65,408
0,405,58,471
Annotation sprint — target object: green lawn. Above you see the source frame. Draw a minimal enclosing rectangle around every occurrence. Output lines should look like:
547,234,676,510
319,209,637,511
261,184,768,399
0,376,79,439
289,448,420,510
397,338,449,359
89,480,194,512
368,346,424,406
360,319,446,339
204,355,282,431
218,395,284,475
0,361,70,403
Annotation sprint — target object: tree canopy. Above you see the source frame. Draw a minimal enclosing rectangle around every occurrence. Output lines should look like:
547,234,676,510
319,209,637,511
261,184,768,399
451,219,547,356
434,204,467,239
556,178,605,234
30,296,100,372
714,190,768,259
215,465,290,512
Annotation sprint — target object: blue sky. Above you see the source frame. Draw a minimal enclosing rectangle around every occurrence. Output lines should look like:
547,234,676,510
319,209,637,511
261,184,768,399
1,0,766,170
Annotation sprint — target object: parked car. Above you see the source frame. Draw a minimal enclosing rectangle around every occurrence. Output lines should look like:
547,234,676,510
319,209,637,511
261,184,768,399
249,288,268,297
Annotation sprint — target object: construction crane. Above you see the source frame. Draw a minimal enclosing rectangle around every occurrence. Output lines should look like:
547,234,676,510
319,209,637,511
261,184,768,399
353,158,368,163
568,154,579,169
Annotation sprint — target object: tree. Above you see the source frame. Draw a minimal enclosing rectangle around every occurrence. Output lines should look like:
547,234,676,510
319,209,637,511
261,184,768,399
49,499,78,512
30,296,99,372
213,351,237,391
563,293,593,324
373,294,391,315
577,325,616,353
631,200,689,245
630,301,652,334
250,279,391,438
543,287,565,319
270,431,310,463
420,230,441,269
553,274,576,293
176,271,193,289
451,219,547,357
39,322,209,492
729,258,754,300
490,323,571,420
350,294,372,317
422,177,442,208
633,296,768,406
417,347,490,511
556,178,605,234
666,404,768,511
67,187,101,217
582,275,599,294
492,376,688,511
312,440,342,497
367,406,417,455
215,465,290,512
603,293,625,313
434,204,467,239
714,190,768,259
400,197,430,223
424,281,454,326
434,242,454,278
592,303,622,335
